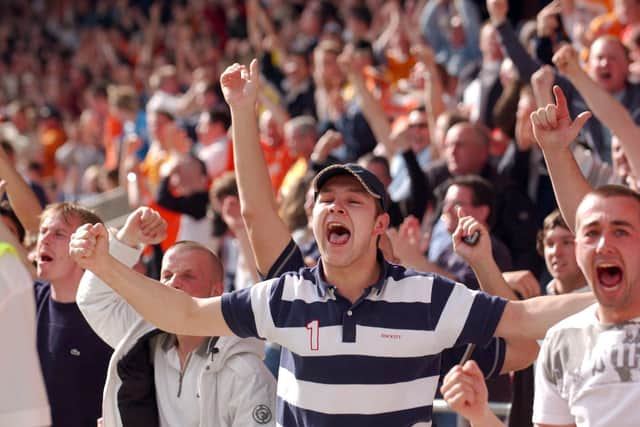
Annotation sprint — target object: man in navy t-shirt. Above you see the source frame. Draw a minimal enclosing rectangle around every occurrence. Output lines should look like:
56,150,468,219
34,202,112,426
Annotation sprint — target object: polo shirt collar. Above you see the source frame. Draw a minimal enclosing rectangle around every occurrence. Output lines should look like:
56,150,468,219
313,250,389,297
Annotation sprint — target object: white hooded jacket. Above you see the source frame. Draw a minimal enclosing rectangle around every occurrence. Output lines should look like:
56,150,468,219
76,238,276,427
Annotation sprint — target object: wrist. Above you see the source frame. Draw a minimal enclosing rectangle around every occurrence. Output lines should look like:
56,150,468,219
115,228,140,248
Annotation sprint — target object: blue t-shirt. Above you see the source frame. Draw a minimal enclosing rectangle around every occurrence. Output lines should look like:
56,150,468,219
35,281,112,426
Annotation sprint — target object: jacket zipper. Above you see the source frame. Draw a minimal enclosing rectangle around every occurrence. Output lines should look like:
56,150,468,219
176,351,193,398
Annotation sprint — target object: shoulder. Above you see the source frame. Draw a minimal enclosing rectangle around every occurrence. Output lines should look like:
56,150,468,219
545,303,598,337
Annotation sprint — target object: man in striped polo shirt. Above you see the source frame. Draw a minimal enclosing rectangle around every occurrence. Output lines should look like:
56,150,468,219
69,60,594,427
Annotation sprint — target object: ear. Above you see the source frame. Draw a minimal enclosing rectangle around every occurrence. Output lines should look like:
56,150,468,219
373,213,390,236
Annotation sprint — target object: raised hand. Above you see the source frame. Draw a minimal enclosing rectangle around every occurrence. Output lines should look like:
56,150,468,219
220,59,259,110
530,85,591,153
536,0,562,37
552,44,582,79
69,223,110,271
502,270,541,299
117,207,168,248
531,65,555,99
441,361,493,425
486,0,508,25
451,207,492,267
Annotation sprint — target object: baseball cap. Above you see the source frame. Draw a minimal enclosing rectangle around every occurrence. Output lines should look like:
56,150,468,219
312,163,389,212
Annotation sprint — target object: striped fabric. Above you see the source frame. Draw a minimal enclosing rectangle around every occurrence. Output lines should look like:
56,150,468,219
221,257,506,426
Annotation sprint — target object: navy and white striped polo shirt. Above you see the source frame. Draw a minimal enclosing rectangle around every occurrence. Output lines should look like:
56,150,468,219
221,255,506,427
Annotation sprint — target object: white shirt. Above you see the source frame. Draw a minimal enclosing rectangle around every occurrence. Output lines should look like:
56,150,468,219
0,245,51,426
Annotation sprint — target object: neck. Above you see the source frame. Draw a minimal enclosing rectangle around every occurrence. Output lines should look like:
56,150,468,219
553,274,587,295
176,335,206,367
598,305,640,324
49,277,81,303
322,251,381,303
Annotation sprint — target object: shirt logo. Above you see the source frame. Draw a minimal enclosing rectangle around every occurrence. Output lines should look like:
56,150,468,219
70,348,81,356
252,404,272,424
380,333,401,340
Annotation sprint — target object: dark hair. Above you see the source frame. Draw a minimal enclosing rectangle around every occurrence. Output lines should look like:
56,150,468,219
348,5,373,27
442,175,496,227
0,200,25,242
536,209,570,256
1,140,14,156
208,106,231,131
210,171,238,201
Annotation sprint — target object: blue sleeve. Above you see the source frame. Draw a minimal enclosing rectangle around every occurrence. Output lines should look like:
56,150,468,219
221,288,261,339
262,239,305,280
455,291,507,348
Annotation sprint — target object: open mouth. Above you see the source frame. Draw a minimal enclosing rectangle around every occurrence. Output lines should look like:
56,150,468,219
327,222,351,245
597,264,622,288
38,254,54,264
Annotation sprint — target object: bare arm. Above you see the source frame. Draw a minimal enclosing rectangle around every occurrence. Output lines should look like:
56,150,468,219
70,223,233,337
454,210,594,340
221,60,291,275
531,85,593,231
501,336,539,373
553,44,640,179
451,212,520,300
0,145,43,235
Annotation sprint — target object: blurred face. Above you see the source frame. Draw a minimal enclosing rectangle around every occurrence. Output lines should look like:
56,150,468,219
36,212,84,282
575,194,640,322
407,110,431,152
259,111,283,147
480,24,503,61
314,49,342,85
612,136,632,178
444,124,488,175
615,0,640,24
588,38,629,93
543,226,582,284
285,125,315,158
364,161,391,189
283,54,310,84
170,157,207,196
161,247,221,298
441,185,488,234
312,175,386,268
515,91,536,144
196,112,214,141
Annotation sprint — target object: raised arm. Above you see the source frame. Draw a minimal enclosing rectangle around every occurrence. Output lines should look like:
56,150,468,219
76,207,167,348
531,85,592,231
70,223,233,337
453,209,594,340
221,60,291,275
552,44,640,179
0,144,43,235
488,0,541,82
338,46,393,159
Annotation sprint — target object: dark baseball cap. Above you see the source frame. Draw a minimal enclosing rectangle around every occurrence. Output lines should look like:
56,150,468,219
312,163,389,212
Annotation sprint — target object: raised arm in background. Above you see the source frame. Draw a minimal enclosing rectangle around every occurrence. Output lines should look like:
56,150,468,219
0,144,43,236
552,44,640,179
530,86,592,231
222,59,291,275
452,207,594,340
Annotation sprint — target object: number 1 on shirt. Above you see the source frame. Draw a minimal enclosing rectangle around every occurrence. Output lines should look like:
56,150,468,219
306,320,320,351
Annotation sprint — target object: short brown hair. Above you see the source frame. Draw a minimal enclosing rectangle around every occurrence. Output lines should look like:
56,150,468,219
536,210,570,256
40,202,103,228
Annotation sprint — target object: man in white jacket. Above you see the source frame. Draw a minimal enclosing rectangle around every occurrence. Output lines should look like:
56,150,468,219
76,207,276,427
